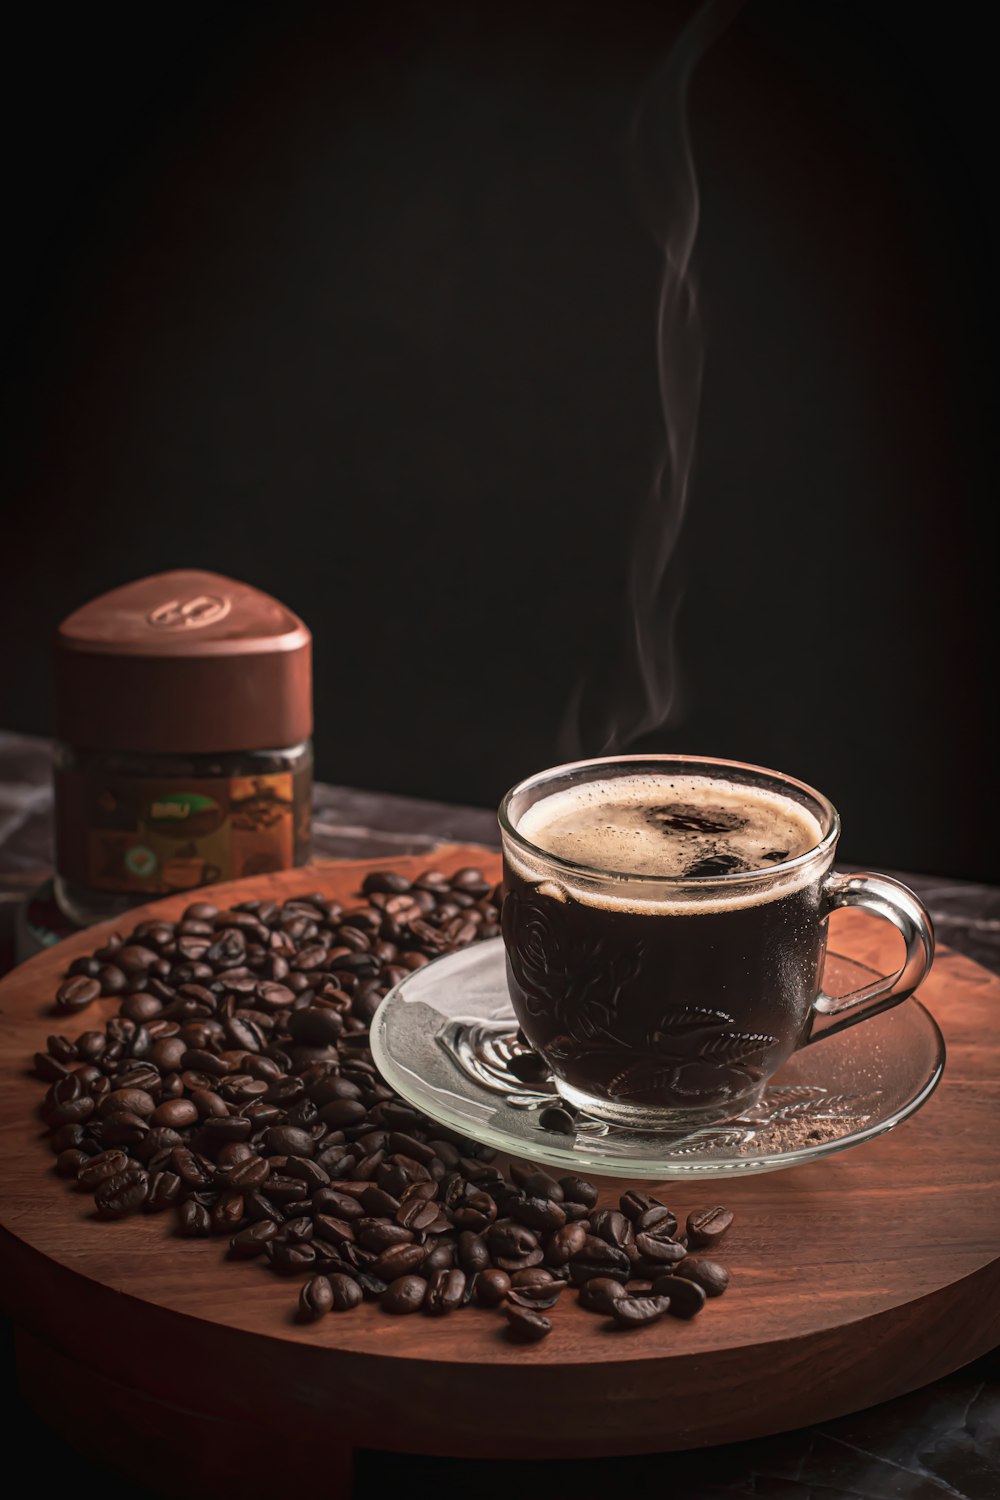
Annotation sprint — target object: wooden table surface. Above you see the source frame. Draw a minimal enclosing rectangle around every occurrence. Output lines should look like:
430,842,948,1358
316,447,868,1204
1,730,998,1498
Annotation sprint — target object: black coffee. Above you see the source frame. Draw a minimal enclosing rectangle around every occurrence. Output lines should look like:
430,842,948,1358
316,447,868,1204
502,773,828,1114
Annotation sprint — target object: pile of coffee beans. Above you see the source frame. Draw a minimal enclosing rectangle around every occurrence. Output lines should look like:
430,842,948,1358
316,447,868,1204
35,867,734,1341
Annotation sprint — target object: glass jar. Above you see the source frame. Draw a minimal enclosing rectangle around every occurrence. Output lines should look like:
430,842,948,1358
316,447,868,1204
53,740,312,926
52,570,314,926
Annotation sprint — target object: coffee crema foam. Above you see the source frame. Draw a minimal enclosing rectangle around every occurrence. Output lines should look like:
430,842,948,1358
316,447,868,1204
509,774,827,913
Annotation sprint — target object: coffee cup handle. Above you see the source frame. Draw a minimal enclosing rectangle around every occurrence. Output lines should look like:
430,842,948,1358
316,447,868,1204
805,872,935,1044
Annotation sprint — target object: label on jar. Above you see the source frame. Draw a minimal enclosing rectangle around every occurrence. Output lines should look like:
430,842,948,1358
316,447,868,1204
55,768,311,894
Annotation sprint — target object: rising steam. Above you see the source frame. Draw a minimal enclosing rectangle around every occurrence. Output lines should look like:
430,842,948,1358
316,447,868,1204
559,0,742,757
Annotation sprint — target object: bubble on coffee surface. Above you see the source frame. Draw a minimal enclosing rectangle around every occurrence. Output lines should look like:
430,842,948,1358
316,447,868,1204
516,775,821,882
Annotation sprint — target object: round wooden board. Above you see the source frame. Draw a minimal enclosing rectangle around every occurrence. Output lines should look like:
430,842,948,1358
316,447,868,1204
2,849,999,1492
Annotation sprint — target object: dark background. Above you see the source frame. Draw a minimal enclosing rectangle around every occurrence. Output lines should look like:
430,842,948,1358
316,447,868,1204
2,0,995,880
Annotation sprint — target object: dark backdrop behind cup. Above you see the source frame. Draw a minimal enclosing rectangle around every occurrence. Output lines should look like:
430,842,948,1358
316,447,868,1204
2,1,994,880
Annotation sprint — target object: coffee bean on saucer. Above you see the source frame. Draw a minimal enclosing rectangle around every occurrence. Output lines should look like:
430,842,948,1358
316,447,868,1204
686,1206,734,1248
610,1294,671,1328
674,1257,730,1298
505,1304,552,1342
653,1273,707,1318
299,1275,334,1321
538,1106,576,1134
507,1050,549,1083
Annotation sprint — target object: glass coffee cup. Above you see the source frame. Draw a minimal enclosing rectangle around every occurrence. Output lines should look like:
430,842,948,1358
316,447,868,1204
499,755,935,1129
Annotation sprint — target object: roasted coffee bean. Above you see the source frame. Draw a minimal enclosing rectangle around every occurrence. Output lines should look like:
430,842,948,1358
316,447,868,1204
457,1232,490,1273
287,1008,344,1047
51,1122,87,1152
171,1147,211,1187
319,1098,367,1129
145,1171,182,1212
634,1233,686,1265
422,1242,456,1274
211,1193,247,1235
150,1099,198,1129
121,992,164,1025
652,1273,707,1318
635,1204,678,1236
538,1106,575,1134
610,1294,671,1328
100,1109,148,1145
505,1303,552,1342
487,1222,538,1260
313,1214,356,1247
299,1275,334,1321
424,1267,466,1315
262,1125,315,1159
362,871,412,896
228,1221,280,1258
509,1267,553,1289
620,1190,661,1222
476,1268,511,1306
382,1274,427,1314
190,1089,230,1119
245,1192,285,1225
559,1175,599,1208
358,1218,412,1252
507,1049,549,1083
507,1278,566,1310
46,1093,95,1127
578,1277,628,1314
450,1190,496,1232
313,1188,363,1221
268,1241,317,1276
397,1198,440,1233
591,1209,631,1247
77,1149,130,1191
567,1247,631,1286
48,1034,80,1063
35,1052,71,1081
56,1148,89,1176
686,1205,734,1247
55,975,101,1012
547,1222,588,1265
177,1200,211,1237
509,1196,566,1232
371,1243,426,1281
509,1167,562,1200
674,1257,729,1297
328,1273,363,1310
227,1155,270,1190
95,1166,149,1218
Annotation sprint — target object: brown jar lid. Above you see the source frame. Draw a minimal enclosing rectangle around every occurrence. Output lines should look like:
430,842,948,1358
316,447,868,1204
55,570,312,754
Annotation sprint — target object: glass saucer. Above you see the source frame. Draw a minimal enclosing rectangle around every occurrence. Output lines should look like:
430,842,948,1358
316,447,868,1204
370,938,945,1179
